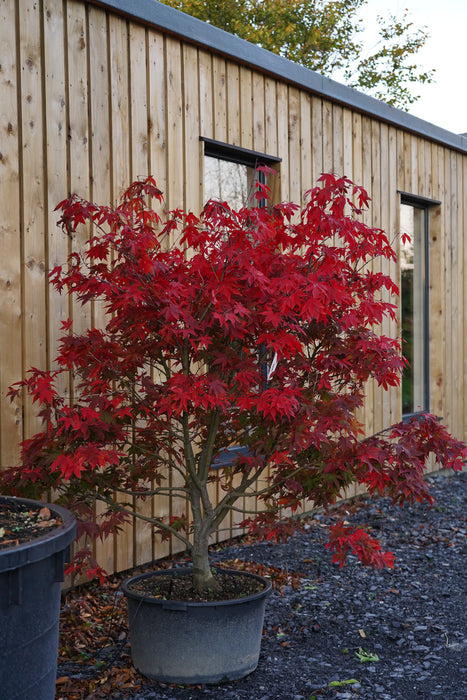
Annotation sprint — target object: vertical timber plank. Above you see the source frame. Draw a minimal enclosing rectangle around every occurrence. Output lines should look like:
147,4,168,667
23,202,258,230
183,43,200,212
299,91,312,200
387,125,399,426
396,130,404,192
311,96,323,184
165,37,183,210
199,48,221,542
342,108,352,180
239,65,253,151
129,23,149,182
182,42,203,547
226,61,240,147
264,77,277,157
18,0,47,441
463,154,467,441
67,0,91,337
165,36,186,553
64,0,92,578
88,4,114,574
454,152,462,439
380,122,391,428
88,5,111,215
109,12,133,572
288,86,300,206
199,48,221,541
322,100,332,175
198,49,212,142
403,132,413,193
417,136,426,198
371,120,382,433
428,144,444,421
276,82,288,199
361,116,374,438
43,0,69,387
352,112,362,187
332,104,343,177
147,28,171,560
351,111,363,494
109,14,130,201
265,77,280,201
252,71,265,154
0,0,22,466
129,21,153,567
395,127,405,416
44,0,83,580
443,151,452,432
423,139,432,200
212,55,226,144
147,30,167,207
448,151,459,438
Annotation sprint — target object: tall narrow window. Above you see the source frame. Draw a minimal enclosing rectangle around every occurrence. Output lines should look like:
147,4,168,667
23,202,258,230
400,199,429,415
201,137,281,208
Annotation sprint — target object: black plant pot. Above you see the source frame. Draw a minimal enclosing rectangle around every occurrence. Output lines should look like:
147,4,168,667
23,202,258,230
0,496,76,700
121,567,272,684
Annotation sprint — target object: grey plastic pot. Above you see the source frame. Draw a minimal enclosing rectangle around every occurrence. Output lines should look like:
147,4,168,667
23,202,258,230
121,567,272,684
0,496,76,700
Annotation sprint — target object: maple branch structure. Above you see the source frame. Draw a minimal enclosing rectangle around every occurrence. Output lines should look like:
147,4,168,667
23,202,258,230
2,173,465,591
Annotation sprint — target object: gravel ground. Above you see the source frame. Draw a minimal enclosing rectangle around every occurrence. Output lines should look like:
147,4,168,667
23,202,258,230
82,470,467,700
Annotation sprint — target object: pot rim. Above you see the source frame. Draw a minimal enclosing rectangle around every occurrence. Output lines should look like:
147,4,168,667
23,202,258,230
0,495,77,573
121,566,273,608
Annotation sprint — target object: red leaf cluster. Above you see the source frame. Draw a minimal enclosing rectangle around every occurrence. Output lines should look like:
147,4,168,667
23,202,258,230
326,522,395,569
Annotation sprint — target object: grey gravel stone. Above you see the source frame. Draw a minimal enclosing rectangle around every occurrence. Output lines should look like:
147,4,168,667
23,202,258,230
69,470,466,700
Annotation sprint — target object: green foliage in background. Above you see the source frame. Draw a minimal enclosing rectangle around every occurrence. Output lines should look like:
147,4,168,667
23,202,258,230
163,0,433,109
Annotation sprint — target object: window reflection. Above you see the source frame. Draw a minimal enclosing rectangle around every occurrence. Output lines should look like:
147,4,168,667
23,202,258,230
204,155,263,208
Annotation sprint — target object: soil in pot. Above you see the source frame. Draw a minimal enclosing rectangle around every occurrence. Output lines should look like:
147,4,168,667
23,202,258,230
0,500,62,548
126,566,266,602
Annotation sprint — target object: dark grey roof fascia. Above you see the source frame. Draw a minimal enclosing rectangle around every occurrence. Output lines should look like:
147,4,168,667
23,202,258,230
91,0,467,155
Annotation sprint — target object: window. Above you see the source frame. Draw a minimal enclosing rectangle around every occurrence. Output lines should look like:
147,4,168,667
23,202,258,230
204,156,260,208
400,196,433,415
201,137,280,208
201,139,281,469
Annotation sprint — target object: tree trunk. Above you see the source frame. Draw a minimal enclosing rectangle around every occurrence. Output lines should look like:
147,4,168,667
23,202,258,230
191,523,219,592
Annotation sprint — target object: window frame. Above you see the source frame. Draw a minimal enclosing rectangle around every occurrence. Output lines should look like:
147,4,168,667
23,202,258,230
201,137,281,208
398,191,439,419
201,137,282,169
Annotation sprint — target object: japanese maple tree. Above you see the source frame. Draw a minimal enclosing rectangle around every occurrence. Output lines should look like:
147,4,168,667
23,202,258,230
2,172,465,591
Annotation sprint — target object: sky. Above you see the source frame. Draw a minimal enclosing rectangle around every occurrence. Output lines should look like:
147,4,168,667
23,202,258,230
355,0,467,135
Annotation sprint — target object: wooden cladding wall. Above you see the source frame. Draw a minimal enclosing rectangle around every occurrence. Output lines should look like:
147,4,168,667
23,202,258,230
1,0,465,574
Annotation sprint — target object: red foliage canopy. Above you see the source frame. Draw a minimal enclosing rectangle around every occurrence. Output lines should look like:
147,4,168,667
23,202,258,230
2,173,465,580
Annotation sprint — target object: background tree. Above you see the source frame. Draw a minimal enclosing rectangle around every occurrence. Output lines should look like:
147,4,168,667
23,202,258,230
163,0,433,109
